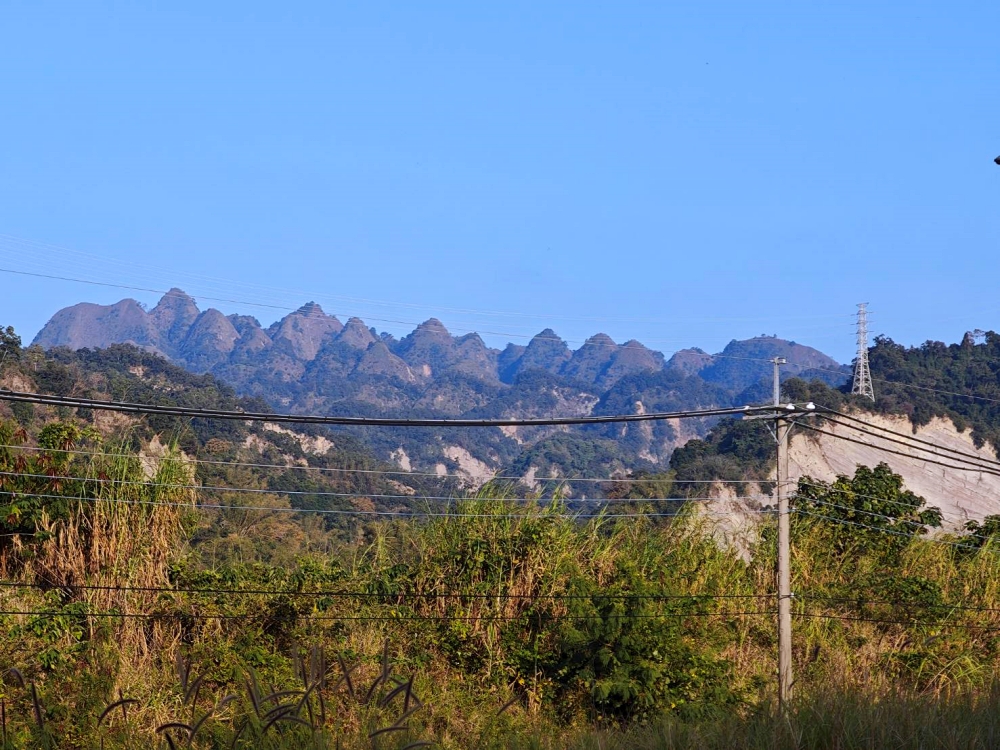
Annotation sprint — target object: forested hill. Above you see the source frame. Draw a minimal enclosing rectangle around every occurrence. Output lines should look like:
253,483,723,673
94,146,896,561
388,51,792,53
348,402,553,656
0,329,444,535
32,290,848,479
869,332,1000,449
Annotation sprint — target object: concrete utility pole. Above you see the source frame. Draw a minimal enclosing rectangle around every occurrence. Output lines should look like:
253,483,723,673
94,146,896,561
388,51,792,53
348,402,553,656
777,427,793,705
749,362,816,708
774,359,793,709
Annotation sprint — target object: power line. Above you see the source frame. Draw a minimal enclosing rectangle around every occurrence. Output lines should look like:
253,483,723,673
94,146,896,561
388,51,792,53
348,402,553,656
796,497,999,547
0,489,776,520
0,579,772,601
795,611,1000,633
801,498,938,530
795,480,924,512
0,442,753,485
805,418,1000,475
28,577,1000,614
0,266,853,352
796,495,999,545
794,480,1000,548
820,408,1000,468
0,608,776,623
875,380,1000,405
793,508,977,550
0,388,783,427
794,422,1000,477
799,593,1000,614
0,470,767,505
0,232,857,327
800,362,1000,406
819,416,1000,473
24,238,1000,408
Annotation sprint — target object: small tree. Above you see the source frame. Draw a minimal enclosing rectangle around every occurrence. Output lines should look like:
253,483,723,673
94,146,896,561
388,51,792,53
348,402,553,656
794,462,942,561
0,324,21,364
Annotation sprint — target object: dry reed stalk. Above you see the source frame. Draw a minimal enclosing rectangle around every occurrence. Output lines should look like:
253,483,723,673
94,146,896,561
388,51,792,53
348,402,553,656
15,445,195,689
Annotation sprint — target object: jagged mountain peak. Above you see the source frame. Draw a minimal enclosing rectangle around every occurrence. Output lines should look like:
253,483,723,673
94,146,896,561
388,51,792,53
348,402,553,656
413,318,451,336
35,298,161,353
456,331,485,345
178,308,240,369
149,288,200,351
394,317,491,381
153,287,197,307
585,333,616,346
338,317,377,349
599,339,664,387
267,303,343,361
532,328,563,342
228,314,271,358
718,336,839,368
560,333,618,384
499,328,572,381
667,347,714,377
696,336,844,392
295,301,327,318
354,339,416,382
31,289,850,481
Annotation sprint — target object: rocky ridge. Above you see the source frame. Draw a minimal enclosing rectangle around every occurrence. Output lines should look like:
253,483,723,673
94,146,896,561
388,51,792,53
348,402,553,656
33,289,848,480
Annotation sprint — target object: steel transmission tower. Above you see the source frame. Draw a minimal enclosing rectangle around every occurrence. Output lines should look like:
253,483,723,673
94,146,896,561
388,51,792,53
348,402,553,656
851,303,875,402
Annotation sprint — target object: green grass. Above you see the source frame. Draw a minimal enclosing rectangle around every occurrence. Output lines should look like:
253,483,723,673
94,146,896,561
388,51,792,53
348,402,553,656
554,688,1000,750
6,422,1000,748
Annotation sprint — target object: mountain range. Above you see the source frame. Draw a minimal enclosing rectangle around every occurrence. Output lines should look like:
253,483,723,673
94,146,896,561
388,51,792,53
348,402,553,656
32,290,849,481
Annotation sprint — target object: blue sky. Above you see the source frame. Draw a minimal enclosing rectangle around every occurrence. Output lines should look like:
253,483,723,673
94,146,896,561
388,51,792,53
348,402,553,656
1,1,998,363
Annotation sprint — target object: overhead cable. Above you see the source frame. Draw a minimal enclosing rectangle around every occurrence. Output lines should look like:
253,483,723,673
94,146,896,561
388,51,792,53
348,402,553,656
0,470,765,505
793,508,977,550
0,267,852,351
0,442,755,485
0,608,776,623
0,388,785,427
818,416,1000,472
819,408,1000,468
794,422,1000,477
0,579,772,601
0,489,776,520
795,611,1000,632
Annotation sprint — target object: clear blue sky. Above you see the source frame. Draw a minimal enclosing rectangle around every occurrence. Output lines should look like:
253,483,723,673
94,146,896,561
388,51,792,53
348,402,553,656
1,1,998,363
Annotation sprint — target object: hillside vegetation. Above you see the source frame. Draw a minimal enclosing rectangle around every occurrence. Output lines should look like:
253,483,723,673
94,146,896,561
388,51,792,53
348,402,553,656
4,327,1000,748
870,332,1000,450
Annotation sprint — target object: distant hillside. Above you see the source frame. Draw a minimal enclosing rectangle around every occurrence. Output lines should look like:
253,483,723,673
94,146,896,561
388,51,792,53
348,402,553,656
33,290,847,478
667,337,846,395
669,331,1000,526
0,339,441,530
869,332,1000,450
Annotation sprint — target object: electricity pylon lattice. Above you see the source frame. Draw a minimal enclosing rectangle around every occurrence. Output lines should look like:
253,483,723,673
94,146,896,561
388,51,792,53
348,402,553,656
851,303,875,402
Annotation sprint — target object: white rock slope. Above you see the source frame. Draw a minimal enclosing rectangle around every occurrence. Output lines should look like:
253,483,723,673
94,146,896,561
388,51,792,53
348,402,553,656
786,413,1000,530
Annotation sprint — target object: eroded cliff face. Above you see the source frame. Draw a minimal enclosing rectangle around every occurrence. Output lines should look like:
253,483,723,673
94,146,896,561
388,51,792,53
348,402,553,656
690,410,1000,557
786,412,1000,529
